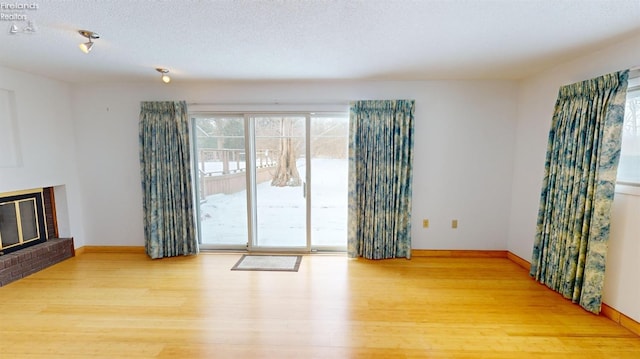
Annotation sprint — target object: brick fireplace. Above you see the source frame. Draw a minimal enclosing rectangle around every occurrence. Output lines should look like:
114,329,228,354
0,187,75,287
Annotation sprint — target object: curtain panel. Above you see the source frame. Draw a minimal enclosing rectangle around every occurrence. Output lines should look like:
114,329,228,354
530,71,628,313
139,101,198,259
348,100,415,259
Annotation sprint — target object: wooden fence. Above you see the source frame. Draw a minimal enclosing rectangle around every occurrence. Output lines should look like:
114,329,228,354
197,148,276,198
199,167,274,198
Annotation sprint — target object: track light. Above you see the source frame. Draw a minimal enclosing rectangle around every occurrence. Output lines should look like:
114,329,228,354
78,30,99,54
156,68,171,84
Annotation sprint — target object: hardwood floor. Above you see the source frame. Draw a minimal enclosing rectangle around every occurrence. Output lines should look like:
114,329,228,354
0,252,639,358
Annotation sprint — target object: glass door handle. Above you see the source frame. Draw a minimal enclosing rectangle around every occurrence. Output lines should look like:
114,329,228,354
303,181,306,199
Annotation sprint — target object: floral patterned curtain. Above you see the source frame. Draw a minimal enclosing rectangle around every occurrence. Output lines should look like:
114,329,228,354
139,101,198,259
348,100,415,259
531,71,628,313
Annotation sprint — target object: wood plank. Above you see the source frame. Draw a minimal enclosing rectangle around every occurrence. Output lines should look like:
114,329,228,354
507,252,640,337
79,245,146,253
507,251,531,271
2,252,638,358
603,303,640,337
411,249,508,258
621,313,640,337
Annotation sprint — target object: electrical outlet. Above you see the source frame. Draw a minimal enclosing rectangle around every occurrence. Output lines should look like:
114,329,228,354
451,219,458,229
422,219,429,228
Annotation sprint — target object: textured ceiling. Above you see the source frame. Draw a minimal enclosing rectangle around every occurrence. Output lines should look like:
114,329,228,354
1,0,639,83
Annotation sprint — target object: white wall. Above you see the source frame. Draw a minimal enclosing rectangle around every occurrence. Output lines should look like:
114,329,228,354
70,80,518,250
508,33,640,321
0,66,85,246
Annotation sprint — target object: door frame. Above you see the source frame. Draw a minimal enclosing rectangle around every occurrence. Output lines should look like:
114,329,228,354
192,110,348,253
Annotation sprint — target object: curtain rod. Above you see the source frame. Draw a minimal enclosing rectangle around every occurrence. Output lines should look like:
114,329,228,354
188,101,350,106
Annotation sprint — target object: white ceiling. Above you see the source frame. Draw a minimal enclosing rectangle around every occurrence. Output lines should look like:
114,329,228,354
1,0,639,83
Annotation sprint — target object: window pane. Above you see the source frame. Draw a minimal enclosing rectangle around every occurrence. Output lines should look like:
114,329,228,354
310,114,348,248
19,199,38,241
0,202,19,247
194,116,248,246
618,89,640,184
254,116,306,247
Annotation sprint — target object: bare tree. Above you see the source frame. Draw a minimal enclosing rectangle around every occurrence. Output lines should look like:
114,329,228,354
271,118,302,187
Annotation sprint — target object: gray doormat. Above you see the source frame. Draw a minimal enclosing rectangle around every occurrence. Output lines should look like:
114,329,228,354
231,255,302,272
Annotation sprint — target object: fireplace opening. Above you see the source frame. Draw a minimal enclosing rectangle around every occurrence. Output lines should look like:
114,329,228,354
0,187,72,287
0,189,48,255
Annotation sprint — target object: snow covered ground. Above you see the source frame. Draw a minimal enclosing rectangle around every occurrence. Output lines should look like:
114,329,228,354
198,158,347,248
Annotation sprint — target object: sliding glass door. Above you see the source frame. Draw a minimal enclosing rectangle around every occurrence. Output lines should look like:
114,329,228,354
253,115,307,248
193,115,248,248
193,112,347,252
309,114,349,248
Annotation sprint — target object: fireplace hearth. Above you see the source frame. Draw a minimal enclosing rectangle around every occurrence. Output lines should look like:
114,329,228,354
0,237,74,286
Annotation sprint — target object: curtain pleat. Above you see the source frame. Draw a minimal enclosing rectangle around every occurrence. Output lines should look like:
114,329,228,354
348,100,415,259
139,101,198,259
530,71,628,313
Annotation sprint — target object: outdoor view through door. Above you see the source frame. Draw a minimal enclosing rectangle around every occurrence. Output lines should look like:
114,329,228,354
193,113,348,251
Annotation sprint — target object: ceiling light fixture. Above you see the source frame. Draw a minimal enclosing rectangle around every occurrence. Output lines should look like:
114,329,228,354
156,68,171,84
78,30,99,54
